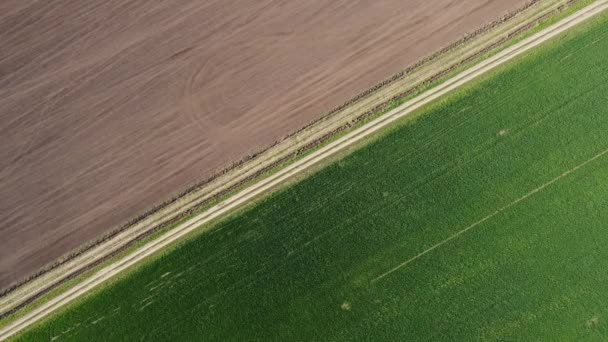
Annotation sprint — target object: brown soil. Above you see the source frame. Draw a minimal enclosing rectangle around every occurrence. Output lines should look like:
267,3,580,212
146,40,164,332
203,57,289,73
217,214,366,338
0,0,525,289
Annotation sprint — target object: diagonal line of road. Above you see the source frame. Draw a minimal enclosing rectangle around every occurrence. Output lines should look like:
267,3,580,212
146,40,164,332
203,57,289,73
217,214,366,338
1,1,607,340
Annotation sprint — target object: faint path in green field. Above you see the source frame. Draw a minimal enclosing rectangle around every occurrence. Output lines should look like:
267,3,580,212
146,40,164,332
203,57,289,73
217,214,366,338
372,145,608,283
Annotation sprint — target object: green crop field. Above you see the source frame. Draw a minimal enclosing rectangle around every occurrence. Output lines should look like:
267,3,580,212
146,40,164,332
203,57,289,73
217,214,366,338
15,13,608,342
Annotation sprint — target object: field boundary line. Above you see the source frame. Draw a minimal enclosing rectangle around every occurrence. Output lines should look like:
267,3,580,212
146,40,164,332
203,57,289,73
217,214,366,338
0,0,577,321
372,146,608,283
0,0,572,311
1,1,607,340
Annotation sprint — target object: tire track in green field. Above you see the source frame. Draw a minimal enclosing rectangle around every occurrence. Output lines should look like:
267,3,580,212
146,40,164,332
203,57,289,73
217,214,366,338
372,145,608,283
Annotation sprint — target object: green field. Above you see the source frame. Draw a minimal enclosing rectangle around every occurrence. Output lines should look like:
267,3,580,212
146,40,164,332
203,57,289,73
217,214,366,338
16,13,608,342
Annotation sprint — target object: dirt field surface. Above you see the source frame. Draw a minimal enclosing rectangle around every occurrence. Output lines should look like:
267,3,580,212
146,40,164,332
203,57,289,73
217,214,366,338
0,0,525,290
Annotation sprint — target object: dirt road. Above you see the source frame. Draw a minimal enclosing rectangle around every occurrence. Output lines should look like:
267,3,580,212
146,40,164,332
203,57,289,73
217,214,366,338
2,1,606,339
0,0,527,289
